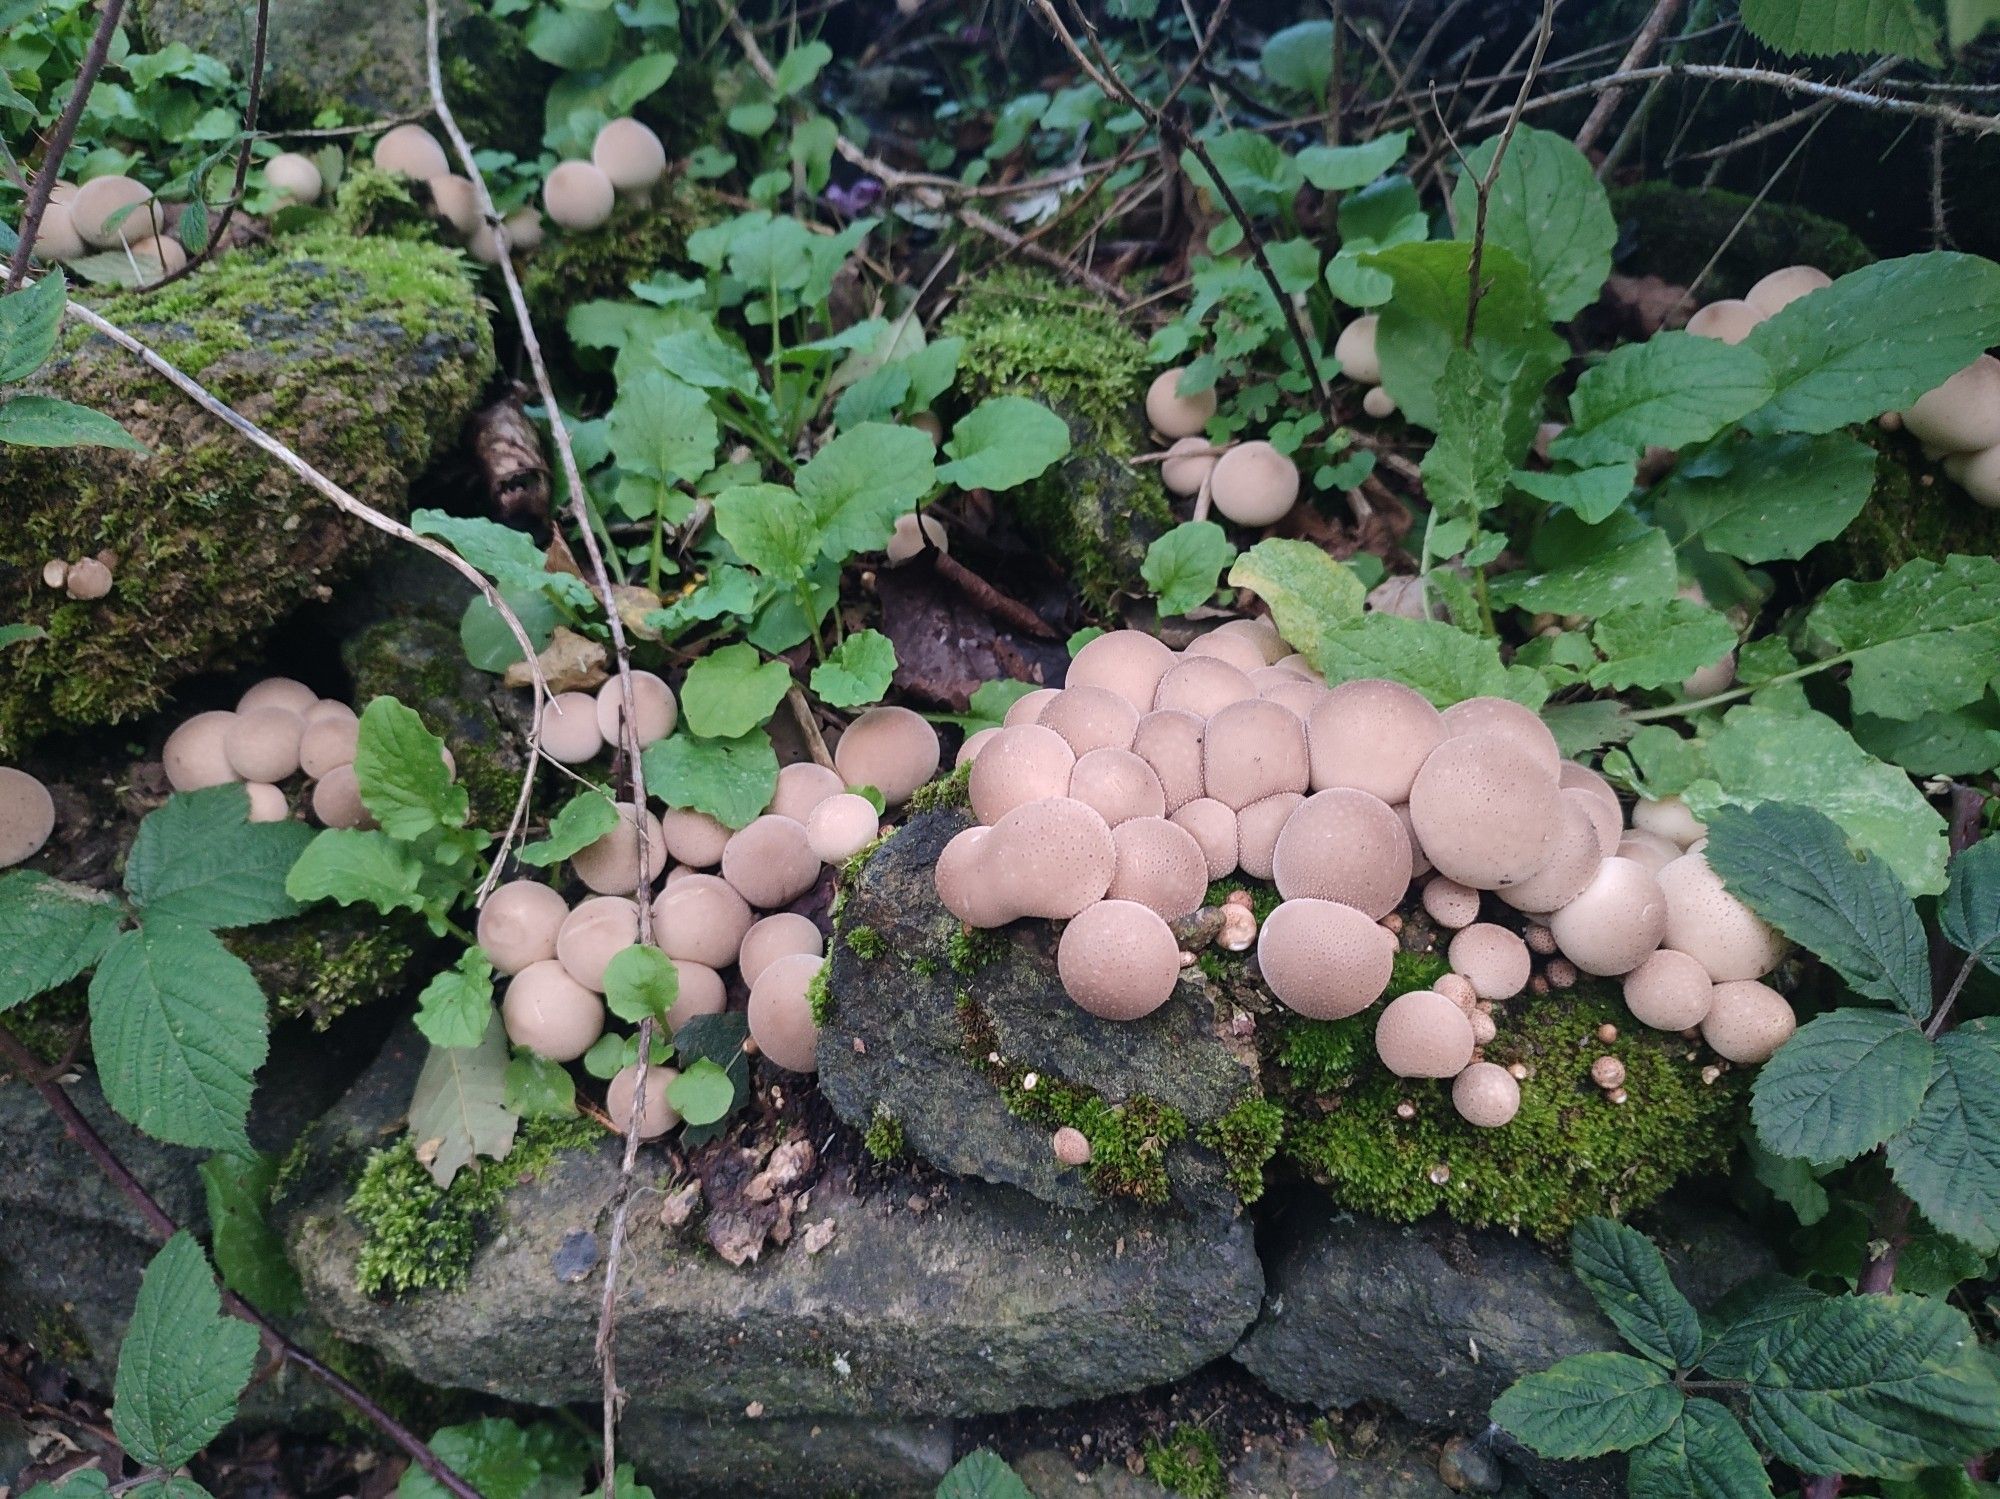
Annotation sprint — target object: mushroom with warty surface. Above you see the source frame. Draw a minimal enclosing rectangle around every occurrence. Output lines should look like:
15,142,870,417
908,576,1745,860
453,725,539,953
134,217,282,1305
1256,897,1396,1020
1057,899,1182,1020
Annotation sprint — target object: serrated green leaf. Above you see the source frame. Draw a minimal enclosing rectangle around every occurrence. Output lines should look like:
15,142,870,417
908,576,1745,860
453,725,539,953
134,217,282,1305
1314,613,1550,709
795,422,938,559
1297,131,1409,191
1509,463,1638,524
935,396,1071,492
1653,430,1878,563
603,943,678,1024
0,270,66,382
408,1013,518,1189
1493,515,1675,617
504,1049,577,1118
1587,598,1737,690
1941,837,2000,975
608,368,718,483
642,727,779,829
1447,125,1615,321
1628,1399,1774,1499
1542,699,1638,758
1226,538,1363,668
1804,555,2000,724
681,643,791,739
415,947,495,1049
935,1450,1033,1499
111,1232,259,1467
1553,331,1774,468
412,511,594,612
1142,521,1236,617
398,1416,590,1499
1885,1020,2000,1254
665,1055,735,1125
20,1470,113,1499
283,828,428,915
1570,1217,1703,1368
123,785,313,929
199,1151,302,1316
1746,1137,1831,1226
1423,348,1511,519
0,871,124,1011
1751,1009,1933,1166
517,788,620,868
1741,0,1942,62
1492,1351,1684,1459
713,482,819,583
809,628,897,708
353,697,466,839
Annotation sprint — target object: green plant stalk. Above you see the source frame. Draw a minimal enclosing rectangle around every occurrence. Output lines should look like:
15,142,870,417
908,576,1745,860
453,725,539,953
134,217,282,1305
1625,652,1846,722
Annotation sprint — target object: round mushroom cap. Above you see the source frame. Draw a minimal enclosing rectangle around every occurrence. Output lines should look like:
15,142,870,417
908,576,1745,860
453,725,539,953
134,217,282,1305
1452,1062,1522,1128
223,707,305,784
1407,732,1560,889
767,761,843,823
969,723,1076,825
1183,628,1265,675
1559,762,1622,847
264,152,323,206
1441,697,1561,778
1068,747,1166,827
70,175,155,247
243,783,290,823
1495,790,1604,914
424,173,480,235
806,793,879,865
502,960,605,1062
504,206,545,251
1375,989,1477,1077
833,706,940,805
35,202,85,261
1170,797,1238,879
1107,816,1209,919
739,912,825,988
1256,897,1395,1019
1209,441,1301,527
298,715,360,779
1161,436,1219,497
572,801,669,896
591,117,668,192
1039,685,1140,757
1633,795,1705,848
238,678,318,715
539,691,606,764
1944,441,2000,508
956,726,1000,767
666,959,727,1031
1362,385,1399,419
748,953,822,1072
660,807,732,867
1622,948,1714,1031
1548,856,1668,977
721,814,821,909
64,557,113,599
1004,687,1060,726
1745,264,1831,317
885,510,948,564
0,767,56,867
594,671,677,750
1657,850,1784,981
934,825,1008,927
1334,315,1380,384
477,880,569,974
1130,709,1205,811
1902,354,2000,453
128,234,187,286
606,1062,681,1140
1307,679,1446,803
304,699,357,726
1447,922,1532,1000
373,125,450,180
1270,788,1411,920
983,796,1117,920
1144,367,1217,439
164,711,241,793
1209,617,1289,664
1068,630,1176,713
1255,670,1328,719
1701,979,1795,1063
1056,899,1181,1020
1422,876,1481,929
1203,698,1310,810
554,896,638,991
1235,792,1303,880
1683,650,1737,699
1394,802,1431,880
1153,656,1257,718
1052,1126,1092,1166
651,873,754,969
1616,829,1683,876
543,159,616,231
1686,299,1763,344
310,763,374,829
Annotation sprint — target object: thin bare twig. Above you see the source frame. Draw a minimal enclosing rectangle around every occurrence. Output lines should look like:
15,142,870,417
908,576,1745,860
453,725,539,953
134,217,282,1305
1672,58,1896,166
5,0,128,289
144,0,270,291
786,683,835,771
1573,0,1681,158
1463,0,1559,348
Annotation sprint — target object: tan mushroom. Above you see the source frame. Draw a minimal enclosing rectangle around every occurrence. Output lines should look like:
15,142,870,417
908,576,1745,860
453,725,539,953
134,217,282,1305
651,873,754,969
310,764,374,829
591,118,668,195
1130,708,1206,811
34,202,85,262
0,768,55,868
239,677,318,715
738,912,825,988
1170,797,1238,880
1068,630,1176,713
1161,436,1219,497
1106,816,1210,919
163,710,241,793
1209,442,1300,527
539,691,606,764
1068,747,1166,827
554,896,639,991
767,761,844,823
660,807,732,868
543,160,616,231
243,784,290,823
1615,829,1683,876
1686,299,1763,344
1421,876,1481,929
1270,788,1411,920
374,125,450,180
969,723,1076,825
1744,265,1830,317
1183,627,1268,676
1657,850,1783,981
502,960,605,1061
1039,685,1140,757
1621,948,1714,1032
885,511,947,563
1902,354,2000,453
1235,791,1303,879
833,706,940,805
223,707,304,783
571,801,669,897
955,726,1000,767
1374,989,1476,1077
476,880,568,975
1144,368,1216,438
1057,899,1182,1019
721,814,821,909
1547,856,1668,977
934,825,1008,928
1700,979,1796,1063
1451,1061,1521,1128
1943,443,2000,508
1152,655,1257,717
806,793,880,865
979,796,1117,920
594,670,677,750
1253,669,1327,719
1203,698,1310,810
1333,315,1380,384
665,959,726,1030
606,1061,681,1140
298,714,360,780
1256,897,1396,1019
264,152,324,206
64,557,113,599
1495,791,1603,914
70,175,155,248
1440,696,1561,778
1005,687,1061,726
1447,923,1531,1001
1407,732,1560,889
1362,386,1398,419
1307,680,1446,804
747,953,823,1072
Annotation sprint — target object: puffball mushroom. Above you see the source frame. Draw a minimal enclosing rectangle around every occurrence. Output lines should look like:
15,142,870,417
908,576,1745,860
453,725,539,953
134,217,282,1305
1056,899,1182,1020
571,801,669,896
1005,688,1060,726
35,202,85,262
1685,299,1764,344
70,175,155,248
163,710,240,792
1616,829,1683,876
1052,1126,1093,1166
477,880,569,974
1234,792,1302,879
1902,354,2000,453
969,723,1075,824
222,707,305,783
1447,922,1531,1001
1256,897,1396,1020
1040,685,1140,757
543,160,617,231
1422,876,1481,929
263,152,324,206
1307,680,1445,804
539,691,606,764
1161,436,1219,497
125,236,186,285
591,117,668,194
1144,367,1217,439
806,793,879,865
934,826,1008,927
1269,788,1411,920
652,873,754,969
1657,850,1784,981
1333,315,1380,384
885,510,948,564
502,959,606,1062
239,677,318,715
1361,386,1399,419
1203,698,1309,809
1106,816,1209,919
1701,979,1797,1063
373,124,450,181
1547,857,1668,977
243,784,290,823
64,557,113,599
503,207,544,252
1452,1061,1522,1128
0,767,56,867
1374,989,1477,1078
833,705,941,805
722,814,821,909
554,896,639,991
1130,709,1206,811
1745,264,1830,317
738,912,825,988
1209,441,1301,527
1170,797,1238,880
606,1062,681,1140
1153,655,1256,718
311,764,374,829
594,670,677,749
1622,947,1715,1032
1441,696,1561,779
666,960,727,1031
1068,746,1166,826
1407,732,1560,889
957,726,999,766
1633,794,1705,848
978,796,1119,920
298,715,360,779
1068,629,1176,714
1494,791,1603,914
1943,442,2000,508
660,807,732,867
748,952,823,1072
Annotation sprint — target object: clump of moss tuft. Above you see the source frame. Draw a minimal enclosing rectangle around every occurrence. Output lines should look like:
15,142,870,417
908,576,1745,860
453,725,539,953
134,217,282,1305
1203,878,1285,925
862,1107,906,1162
843,925,889,961
330,165,435,239
1275,950,1448,1095
806,961,834,1026
520,184,717,343
1198,1096,1285,1205
947,923,1010,977
225,914,421,1028
1143,1426,1226,1499
908,762,971,813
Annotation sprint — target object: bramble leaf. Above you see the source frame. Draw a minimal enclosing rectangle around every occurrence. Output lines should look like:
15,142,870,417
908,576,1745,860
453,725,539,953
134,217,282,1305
199,1151,302,1316
124,785,313,930
1491,1351,1684,1458
1751,1009,1933,1166
1940,836,2000,975
1569,1217,1703,1368
0,871,123,1011
111,1233,260,1468
1627,1399,1774,1499
1884,1020,2000,1254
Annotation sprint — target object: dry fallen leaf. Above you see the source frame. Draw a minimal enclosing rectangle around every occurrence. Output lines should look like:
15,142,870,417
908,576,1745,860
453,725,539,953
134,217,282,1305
504,626,608,692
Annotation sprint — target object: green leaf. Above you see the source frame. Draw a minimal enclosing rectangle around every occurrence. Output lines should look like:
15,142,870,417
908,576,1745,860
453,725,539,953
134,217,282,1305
642,727,779,830
1447,125,1615,321
603,943,678,1024
714,482,819,583
935,1451,1032,1499
1552,331,1774,467
1586,598,1736,691
1941,837,2000,974
1653,431,1879,563
1326,176,1427,306
681,643,791,739
0,871,123,1012
111,1232,260,1468
517,789,620,868
1702,802,1931,1018
1493,514,1676,617
0,270,66,382
199,1151,302,1316
1491,1351,1684,1459
1569,1217,1703,1368
283,828,427,916
415,947,495,1049
810,628,897,708
1259,19,1336,97
91,922,266,1152
20,1470,113,1499
1628,1399,1774,1499
524,3,618,66
935,396,1071,492
1746,1138,1831,1226
354,697,466,839
1885,1020,2000,1254
1741,0,1942,63
665,1055,735,1125
1803,555,2000,724
1142,521,1236,618
0,393,148,451
0,622,47,648
1751,1009,1934,1166
504,1050,577,1118
1314,614,1550,709
1509,463,1637,525
412,511,593,611
773,38,832,95
459,586,558,672
1743,253,2000,434
123,785,313,929
399,1417,591,1499
608,368,718,483
1226,538,1364,668
1854,699,2000,778
1543,699,1638,758
795,422,938,559
608,51,677,112
670,1010,751,1145
408,1013,518,1188
1422,348,1512,519
1296,131,1409,190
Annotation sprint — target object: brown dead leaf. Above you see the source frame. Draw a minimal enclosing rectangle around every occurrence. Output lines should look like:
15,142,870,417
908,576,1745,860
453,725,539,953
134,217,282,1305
875,564,1068,710
659,1180,702,1230
503,626,608,692
614,584,664,642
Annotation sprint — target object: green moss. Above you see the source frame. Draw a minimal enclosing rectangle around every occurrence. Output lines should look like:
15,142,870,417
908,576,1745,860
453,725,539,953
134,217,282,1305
1143,1426,1226,1499
806,961,834,1027
226,913,422,1028
1198,1096,1284,1205
348,1115,601,1297
1805,430,2000,589
7,981,87,1064
331,165,436,240
862,1107,906,1162
843,925,889,961
31,1305,92,1367
947,923,1010,977
910,955,940,978
520,184,717,342
1203,877,1284,925
907,762,971,813
1608,182,1874,298
1275,951,1448,1095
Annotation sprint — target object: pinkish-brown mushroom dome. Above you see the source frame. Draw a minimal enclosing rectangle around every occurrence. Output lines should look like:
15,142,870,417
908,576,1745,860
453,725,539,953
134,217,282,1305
555,896,639,991
1447,922,1531,1000
1235,791,1303,880
0,767,55,868
477,880,568,975
1700,979,1796,1063
1745,264,1830,317
1130,709,1206,811
738,912,825,988
502,960,605,1061
299,714,360,780
748,953,823,1072
650,873,754,969
595,670,678,750
1170,797,1238,880
1057,899,1182,1019
163,710,241,793
591,117,668,193
1407,732,1560,889
1616,829,1682,875
373,124,450,180
1068,747,1167,827
1334,315,1380,383
660,807,732,867
1106,816,1209,919
1657,850,1784,981
543,159,616,230
769,760,844,822
539,691,606,764
1160,435,1219,497
1374,989,1477,1077
1210,617,1288,664
1005,687,1061,725
1495,790,1603,914
1182,628,1267,676
982,796,1117,920
935,825,1008,927
720,814,821,909
665,960,726,1030
1202,698,1310,811
1068,630,1175,714
1254,670,1327,719
1269,788,1411,920
969,723,1076,825
1452,1061,1521,1127
1256,897,1396,1019
238,677,321,716
1144,367,1217,439
834,706,941,805
1633,795,1705,848
956,726,1000,767
1152,655,1257,718
1421,875,1481,928
310,764,373,829
1440,696,1561,777
1208,441,1300,527
571,801,670,896
222,707,304,783
606,1061,681,1140
1686,298,1763,344
1548,856,1668,976
1038,685,1141,757
806,793,880,865
1558,762,1622,854
1903,354,2000,453
1306,680,1446,805
1622,947,1714,1031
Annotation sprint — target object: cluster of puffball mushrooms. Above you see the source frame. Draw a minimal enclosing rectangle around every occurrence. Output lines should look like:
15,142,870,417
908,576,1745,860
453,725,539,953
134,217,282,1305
936,621,1795,1131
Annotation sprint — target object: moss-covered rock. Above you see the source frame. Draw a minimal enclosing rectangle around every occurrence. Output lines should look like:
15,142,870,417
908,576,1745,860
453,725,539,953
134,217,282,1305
1608,182,1874,298
941,268,1172,611
0,234,494,754
225,908,429,1030
1806,430,2000,589
521,186,718,346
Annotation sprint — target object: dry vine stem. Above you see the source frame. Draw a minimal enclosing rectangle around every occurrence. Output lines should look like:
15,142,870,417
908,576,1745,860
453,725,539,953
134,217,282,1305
1461,0,1559,347
3,0,127,290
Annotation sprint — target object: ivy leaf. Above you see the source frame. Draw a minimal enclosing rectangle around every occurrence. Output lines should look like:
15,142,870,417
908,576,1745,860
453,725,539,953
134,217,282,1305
642,728,779,830
123,785,313,930
1569,1217,1703,1368
1226,538,1364,669
408,1013,518,1189
666,1055,736,1126
603,943,678,1024
810,629,898,708
1702,802,1931,1019
415,947,496,1049
681,643,791,739
199,1151,302,1316
1314,614,1550,709
283,828,427,916
0,871,124,1011
1803,555,2000,724
1491,1351,1684,1459
1652,431,1878,563
1552,331,1774,468
1940,837,2000,975
1885,1020,2000,1254
1509,463,1637,525
713,482,819,583
935,396,1072,492
1741,0,1942,64
795,422,938,560
1493,514,1676,617
1142,521,1237,617
1446,125,1615,321
0,393,148,451
110,1232,260,1468
0,270,67,382
1628,1399,1775,1499
517,789,620,868
935,1450,1033,1499
1296,131,1410,191
1743,253,2000,435
1586,598,1737,691
1751,1009,1934,1166
354,697,467,839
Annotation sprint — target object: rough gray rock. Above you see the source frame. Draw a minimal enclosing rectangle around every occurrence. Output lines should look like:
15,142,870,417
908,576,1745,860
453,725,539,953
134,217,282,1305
620,1410,953,1498
820,808,1265,1216
1010,1426,1466,1498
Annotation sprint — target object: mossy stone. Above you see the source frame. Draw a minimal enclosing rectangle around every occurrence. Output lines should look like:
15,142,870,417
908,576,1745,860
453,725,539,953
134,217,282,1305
0,233,494,754
521,184,719,347
1805,429,2000,590
1608,182,1874,299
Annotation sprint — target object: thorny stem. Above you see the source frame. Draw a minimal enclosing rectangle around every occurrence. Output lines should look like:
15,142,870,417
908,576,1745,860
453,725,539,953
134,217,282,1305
4,0,128,290
145,0,270,291
1462,0,1558,350
0,1023,487,1499
1571,0,1681,160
